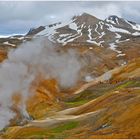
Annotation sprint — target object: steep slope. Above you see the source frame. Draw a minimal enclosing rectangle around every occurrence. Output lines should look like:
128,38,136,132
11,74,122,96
35,13,140,55
1,57,140,139
32,13,140,68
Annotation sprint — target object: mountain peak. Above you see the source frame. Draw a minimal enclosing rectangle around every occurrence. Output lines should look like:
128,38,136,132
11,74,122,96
81,12,94,17
108,15,119,20
72,12,99,20
105,15,121,24
72,12,100,25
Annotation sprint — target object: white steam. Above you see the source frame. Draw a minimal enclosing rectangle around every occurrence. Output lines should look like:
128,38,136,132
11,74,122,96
0,38,82,130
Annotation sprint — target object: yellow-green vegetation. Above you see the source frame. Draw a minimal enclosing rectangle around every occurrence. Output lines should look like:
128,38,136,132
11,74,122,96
2,121,79,139
65,99,89,107
65,83,115,107
115,79,140,90
51,121,79,133
116,81,135,89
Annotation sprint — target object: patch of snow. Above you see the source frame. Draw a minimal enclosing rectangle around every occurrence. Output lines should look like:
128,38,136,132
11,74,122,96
98,21,104,30
66,34,81,43
115,33,129,45
115,17,119,25
98,41,104,47
0,34,25,38
106,18,116,25
57,33,76,45
87,40,100,46
117,53,126,57
36,19,72,41
109,43,121,54
87,25,103,46
88,25,92,40
109,43,117,51
0,35,10,38
56,22,83,45
37,18,84,43
59,34,70,37
107,24,131,34
115,33,121,39
125,20,140,31
81,23,85,29
18,37,24,40
57,25,82,45
87,25,104,47
133,24,140,31
132,32,140,36
116,38,130,43
95,24,100,35
99,32,105,39
3,41,16,47
69,22,78,31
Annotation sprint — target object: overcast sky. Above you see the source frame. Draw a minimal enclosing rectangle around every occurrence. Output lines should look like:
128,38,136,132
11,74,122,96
0,1,140,35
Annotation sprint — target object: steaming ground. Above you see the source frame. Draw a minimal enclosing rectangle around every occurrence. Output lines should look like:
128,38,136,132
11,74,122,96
0,38,82,130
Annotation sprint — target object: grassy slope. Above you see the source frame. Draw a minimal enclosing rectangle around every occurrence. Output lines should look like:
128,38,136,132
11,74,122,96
1,58,140,139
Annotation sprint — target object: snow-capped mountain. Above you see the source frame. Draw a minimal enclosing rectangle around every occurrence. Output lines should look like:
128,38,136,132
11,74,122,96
1,13,140,54
31,13,140,55
0,12,140,65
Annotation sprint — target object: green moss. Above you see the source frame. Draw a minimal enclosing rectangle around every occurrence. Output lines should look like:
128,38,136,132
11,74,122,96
116,81,134,89
116,80,140,90
65,99,89,107
51,121,79,133
128,81,140,87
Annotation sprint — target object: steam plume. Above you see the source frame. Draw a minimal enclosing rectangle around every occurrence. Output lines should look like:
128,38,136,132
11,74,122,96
0,38,82,130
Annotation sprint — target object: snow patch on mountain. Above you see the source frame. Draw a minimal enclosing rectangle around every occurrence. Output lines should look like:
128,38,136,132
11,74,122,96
87,25,92,40
69,22,78,31
3,41,16,47
87,40,101,46
34,13,140,50
116,38,130,43
124,20,140,31
95,24,100,35
117,53,126,57
109,42,122,54
99,32,105,39
107,24,130,34
132,32,140,36
115,33,121,39
98,21,104,30
37,20,71,37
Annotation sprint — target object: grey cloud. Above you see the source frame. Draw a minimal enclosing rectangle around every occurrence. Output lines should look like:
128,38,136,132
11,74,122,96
0,1,140,34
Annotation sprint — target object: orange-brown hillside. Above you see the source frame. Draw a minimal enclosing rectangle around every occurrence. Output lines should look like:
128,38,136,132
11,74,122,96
1,57,140,139
0,50,7,62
